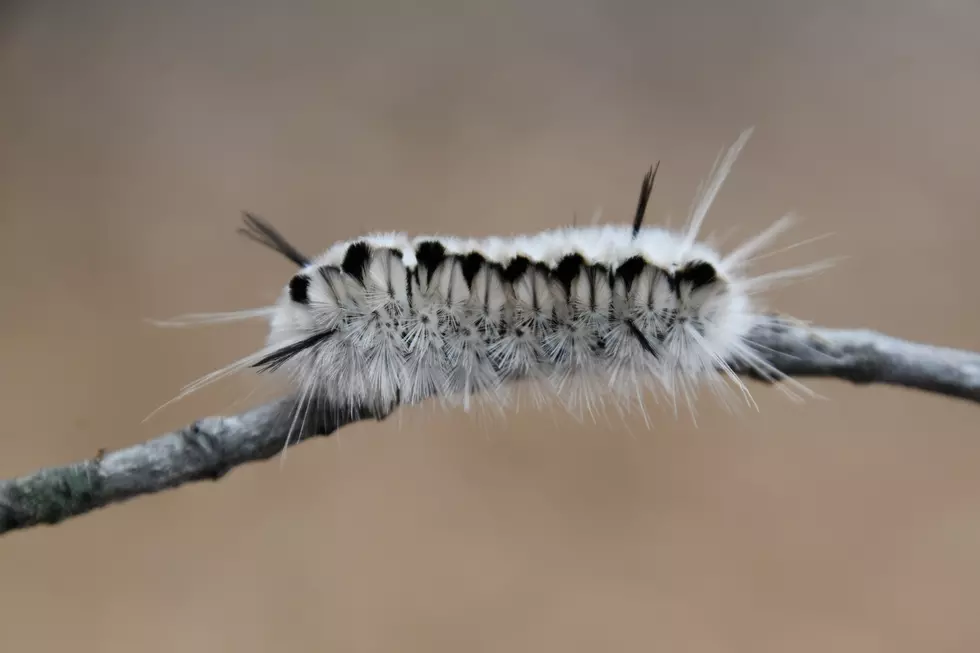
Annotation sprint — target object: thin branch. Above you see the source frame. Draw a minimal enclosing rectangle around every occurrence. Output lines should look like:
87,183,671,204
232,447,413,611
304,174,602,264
735,319,980,402
2,320,979,537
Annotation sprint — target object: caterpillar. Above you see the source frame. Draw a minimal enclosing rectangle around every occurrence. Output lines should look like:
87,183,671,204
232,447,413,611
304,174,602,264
154,128,827,431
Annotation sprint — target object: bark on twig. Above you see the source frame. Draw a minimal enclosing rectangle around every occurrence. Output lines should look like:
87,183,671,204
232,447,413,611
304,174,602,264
2,320,978,536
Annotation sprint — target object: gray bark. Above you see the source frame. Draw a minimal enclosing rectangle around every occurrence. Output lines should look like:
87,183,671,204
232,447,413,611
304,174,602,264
2,319,978,536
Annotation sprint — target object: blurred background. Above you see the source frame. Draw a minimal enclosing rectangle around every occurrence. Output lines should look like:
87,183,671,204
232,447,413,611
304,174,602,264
2,0,980,650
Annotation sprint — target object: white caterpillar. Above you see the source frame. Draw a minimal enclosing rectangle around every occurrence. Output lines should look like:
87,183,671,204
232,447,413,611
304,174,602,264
157,128,826,429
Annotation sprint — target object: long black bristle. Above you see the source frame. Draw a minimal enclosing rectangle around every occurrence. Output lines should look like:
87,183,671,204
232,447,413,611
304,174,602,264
251,329,336,373
238,212,311,268
631,161,659,239
626,319,660,359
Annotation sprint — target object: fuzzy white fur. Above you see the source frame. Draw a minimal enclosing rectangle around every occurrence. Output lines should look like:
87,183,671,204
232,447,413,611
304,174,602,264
155,128,825,431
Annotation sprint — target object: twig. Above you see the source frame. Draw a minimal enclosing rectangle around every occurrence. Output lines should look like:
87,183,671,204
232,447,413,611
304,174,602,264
2,320,978,536
735,319,980,402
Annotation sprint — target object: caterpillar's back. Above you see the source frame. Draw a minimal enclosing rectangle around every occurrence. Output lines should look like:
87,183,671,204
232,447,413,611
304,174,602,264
160,128,824,426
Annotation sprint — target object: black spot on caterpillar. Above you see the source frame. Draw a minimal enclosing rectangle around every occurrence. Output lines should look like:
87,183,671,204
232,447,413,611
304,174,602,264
288,275,310,305
340,241,371,284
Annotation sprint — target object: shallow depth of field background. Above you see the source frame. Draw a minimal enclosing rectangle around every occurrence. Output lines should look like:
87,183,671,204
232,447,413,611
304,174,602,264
3,1,980,651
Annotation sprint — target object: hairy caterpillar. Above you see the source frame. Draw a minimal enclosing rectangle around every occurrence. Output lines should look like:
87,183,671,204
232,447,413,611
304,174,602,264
154,128,826,431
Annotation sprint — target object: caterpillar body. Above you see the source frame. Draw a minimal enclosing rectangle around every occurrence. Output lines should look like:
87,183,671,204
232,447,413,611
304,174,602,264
158,128,824,430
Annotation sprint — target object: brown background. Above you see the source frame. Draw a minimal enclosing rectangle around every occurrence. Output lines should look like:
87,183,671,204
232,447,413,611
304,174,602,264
2,1,980,651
